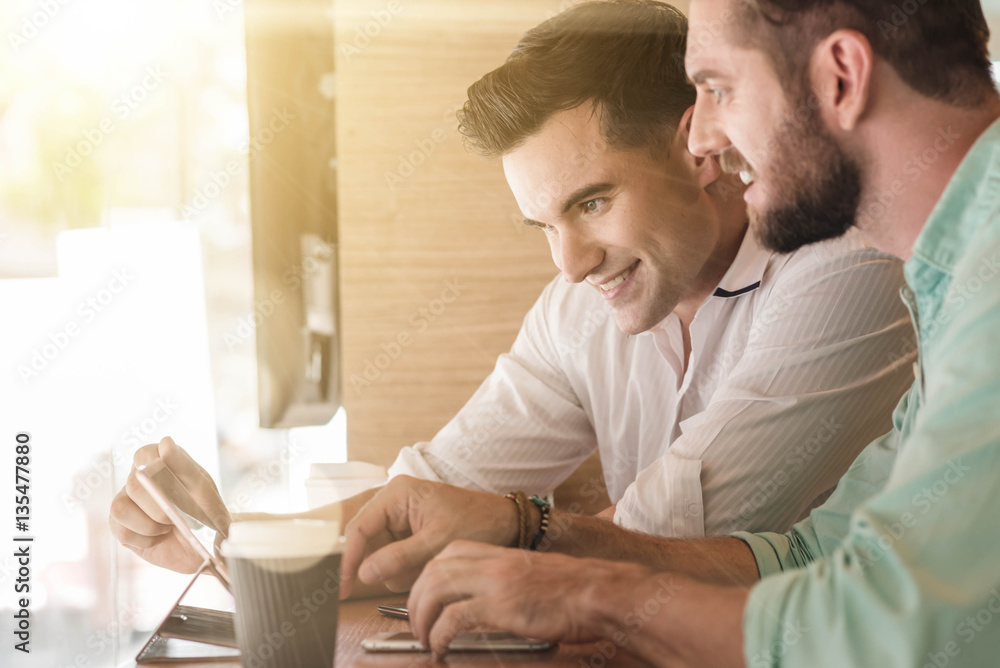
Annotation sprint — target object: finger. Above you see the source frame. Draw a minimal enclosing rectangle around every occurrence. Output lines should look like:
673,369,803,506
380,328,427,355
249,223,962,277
158,437,232,534
109,512,172,551
111,488,173,539
341,516,390,599
359,531,445,588
125,468,173,525
428,598,489,657
341,487,415,596
131,442,162,468
408,557,489,647
110,520,171,550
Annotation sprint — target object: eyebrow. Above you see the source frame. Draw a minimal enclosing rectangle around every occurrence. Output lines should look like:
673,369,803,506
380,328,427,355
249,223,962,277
522,182,614,228
689,69,727,85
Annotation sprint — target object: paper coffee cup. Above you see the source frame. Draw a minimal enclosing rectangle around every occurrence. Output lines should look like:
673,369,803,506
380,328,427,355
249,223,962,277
222,520,343,668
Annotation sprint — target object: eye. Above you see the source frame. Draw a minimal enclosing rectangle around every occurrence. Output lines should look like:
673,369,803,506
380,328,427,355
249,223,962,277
581,198,606,215
709,88,728,104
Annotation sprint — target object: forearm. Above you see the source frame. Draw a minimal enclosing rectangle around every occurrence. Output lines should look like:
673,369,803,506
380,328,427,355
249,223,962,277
591,571,749,668
542,508,761,586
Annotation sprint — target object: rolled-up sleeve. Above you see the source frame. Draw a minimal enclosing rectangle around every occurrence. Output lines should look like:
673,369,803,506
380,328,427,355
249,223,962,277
615,248,915,537
388,278,598,497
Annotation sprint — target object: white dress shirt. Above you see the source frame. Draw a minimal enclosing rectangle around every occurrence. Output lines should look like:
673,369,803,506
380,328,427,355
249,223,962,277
389,229,916,537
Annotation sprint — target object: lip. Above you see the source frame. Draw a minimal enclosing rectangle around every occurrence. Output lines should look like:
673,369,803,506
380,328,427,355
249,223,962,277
598,260,640,301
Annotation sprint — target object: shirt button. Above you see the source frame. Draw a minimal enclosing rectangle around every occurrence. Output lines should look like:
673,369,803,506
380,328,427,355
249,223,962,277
685,503,702,517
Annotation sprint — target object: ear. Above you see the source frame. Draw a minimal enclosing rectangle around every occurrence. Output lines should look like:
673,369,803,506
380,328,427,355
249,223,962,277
812,29,873,131
674,106,722,189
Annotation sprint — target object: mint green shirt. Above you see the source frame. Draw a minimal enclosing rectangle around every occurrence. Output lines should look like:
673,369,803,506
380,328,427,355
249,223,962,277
734,118,1000,668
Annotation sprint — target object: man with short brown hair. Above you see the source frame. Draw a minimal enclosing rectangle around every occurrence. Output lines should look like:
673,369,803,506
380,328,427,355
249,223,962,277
375,1,1000,666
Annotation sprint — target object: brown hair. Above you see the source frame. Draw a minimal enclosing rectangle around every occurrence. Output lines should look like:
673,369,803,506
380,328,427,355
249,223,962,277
457,0,695,157
736,0,997,107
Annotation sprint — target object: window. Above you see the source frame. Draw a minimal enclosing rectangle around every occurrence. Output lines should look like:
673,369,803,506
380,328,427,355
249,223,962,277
0,1,344,665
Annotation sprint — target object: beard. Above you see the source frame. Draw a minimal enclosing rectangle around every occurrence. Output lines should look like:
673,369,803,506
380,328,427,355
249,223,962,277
726,96,864,254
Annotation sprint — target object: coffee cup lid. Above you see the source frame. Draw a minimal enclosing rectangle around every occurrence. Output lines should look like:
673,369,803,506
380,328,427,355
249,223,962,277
222,519,342,559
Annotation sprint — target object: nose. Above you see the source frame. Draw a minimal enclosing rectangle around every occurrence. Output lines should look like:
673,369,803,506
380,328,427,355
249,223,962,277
551,229,603,284
687,94,729,158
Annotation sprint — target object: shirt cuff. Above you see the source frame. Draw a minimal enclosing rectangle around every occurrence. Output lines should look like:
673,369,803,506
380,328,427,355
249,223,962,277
614,452,705,537
732,531,795,578
387,445,446,482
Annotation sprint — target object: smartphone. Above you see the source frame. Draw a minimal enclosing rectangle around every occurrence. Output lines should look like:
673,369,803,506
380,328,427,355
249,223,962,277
362,631,553,653
377,604,409,620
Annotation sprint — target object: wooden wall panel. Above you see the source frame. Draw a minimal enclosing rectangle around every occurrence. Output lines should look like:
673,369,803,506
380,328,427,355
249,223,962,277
335,0,615,512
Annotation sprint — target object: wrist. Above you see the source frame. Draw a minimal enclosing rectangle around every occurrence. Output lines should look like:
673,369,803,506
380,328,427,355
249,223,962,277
583,562,658,639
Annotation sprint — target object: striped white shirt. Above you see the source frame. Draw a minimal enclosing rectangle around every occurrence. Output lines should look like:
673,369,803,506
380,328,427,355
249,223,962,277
389,229,916,537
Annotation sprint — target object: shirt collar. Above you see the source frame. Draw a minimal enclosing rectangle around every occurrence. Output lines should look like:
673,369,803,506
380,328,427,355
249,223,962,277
905,118,1000,292
711,225,773,299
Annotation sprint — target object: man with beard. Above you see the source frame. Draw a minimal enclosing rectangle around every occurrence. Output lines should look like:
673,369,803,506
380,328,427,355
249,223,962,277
334,1,1000,666
111,1,915,577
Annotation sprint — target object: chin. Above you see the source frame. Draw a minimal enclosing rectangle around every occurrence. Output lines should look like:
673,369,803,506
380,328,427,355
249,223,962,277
611,310,655,336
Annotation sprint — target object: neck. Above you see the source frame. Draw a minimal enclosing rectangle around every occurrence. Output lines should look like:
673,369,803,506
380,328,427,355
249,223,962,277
853,78,1000,260
675,178,748,325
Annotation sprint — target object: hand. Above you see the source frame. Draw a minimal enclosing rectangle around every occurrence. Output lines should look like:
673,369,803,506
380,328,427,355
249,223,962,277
109,436,231,573
340,476,520,598
406,541,652,656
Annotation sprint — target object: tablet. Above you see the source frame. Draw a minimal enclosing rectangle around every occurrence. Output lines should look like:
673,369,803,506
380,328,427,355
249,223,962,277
133,463,239,664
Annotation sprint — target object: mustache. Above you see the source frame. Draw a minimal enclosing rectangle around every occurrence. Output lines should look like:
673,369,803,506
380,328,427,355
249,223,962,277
719,149,753,175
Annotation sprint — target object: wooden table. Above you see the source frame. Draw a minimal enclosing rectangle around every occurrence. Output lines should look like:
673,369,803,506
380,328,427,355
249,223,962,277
119,597,651,668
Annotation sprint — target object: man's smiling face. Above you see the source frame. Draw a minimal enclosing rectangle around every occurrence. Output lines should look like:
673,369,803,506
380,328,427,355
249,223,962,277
685,0,863,253
502,104,721,335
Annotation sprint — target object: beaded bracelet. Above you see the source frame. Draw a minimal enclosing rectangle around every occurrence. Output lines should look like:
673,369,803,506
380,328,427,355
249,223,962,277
528,495,551,551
